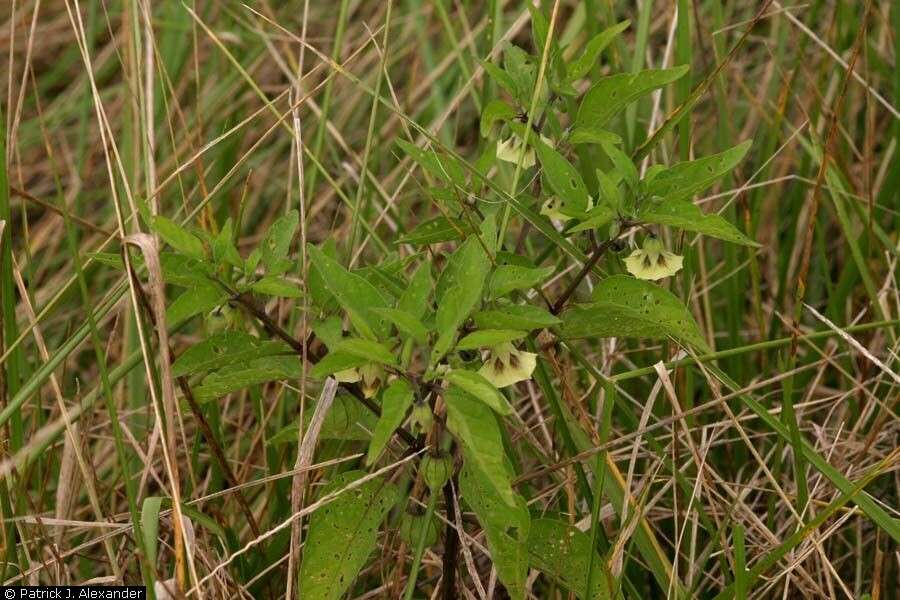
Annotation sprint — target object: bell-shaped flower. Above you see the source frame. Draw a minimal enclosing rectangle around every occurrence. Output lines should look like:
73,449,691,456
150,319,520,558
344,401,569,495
496,134,553,169
477,342,537,388
623,237,683,281
358,363,384,398
334,368,361,383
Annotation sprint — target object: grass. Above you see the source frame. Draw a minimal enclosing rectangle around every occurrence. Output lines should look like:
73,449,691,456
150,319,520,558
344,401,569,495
2,1,898,598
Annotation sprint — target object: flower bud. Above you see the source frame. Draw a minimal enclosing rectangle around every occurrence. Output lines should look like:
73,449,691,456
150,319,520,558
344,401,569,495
421,451,453,492
399,506,439,547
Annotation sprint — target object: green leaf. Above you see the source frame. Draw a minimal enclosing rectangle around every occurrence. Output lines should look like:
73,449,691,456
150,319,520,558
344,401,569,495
166,285,227,325
310,351,369,379
172,332,290,377
335,338,396,366
601,141,638,191
481,60,517,99
527,518,614,600
638,199,759,246
396,216,471,246
460,463,529,600
141,497,163,568
307,244,390,340
560,275,709,352
481,99,517,138
366,379,414,465
212,219,243,269
642,140,752,203
473,304,560,330
575,66,689,129
456,329,526,350
571,205,617,233
533,138,591,217
371,308,429,343
261,210,299,274
152,216,206,260
445,370,513,415
489,265,554,299
269,395,378,444
250,276,304,298
160,253,214,287
444,386,517,507
397,260,433,320
430,237,491,365
566,20,630,80
194,356,301,402
569,126,622,146
298,471,401,600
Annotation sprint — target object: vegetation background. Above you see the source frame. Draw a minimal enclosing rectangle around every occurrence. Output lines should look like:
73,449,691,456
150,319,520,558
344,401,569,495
1,0,898,598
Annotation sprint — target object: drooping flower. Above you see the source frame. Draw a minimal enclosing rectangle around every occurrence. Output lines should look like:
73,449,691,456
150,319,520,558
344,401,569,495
333,363,383,398
623,237,684,281
477,341,537,388
540,195,593,222
496,134,553,169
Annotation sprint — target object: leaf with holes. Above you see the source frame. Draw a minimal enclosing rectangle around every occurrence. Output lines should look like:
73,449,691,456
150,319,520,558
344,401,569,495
172,332,291,377
560,275,709,352
575,67,689,129
533,137,592,217
298,471,401,600
641,141,751,203
638,199,759,246
460,463,530,600
527,518,615,600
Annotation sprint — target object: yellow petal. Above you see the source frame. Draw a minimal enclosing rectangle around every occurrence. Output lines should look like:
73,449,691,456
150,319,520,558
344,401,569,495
540,197,568,221
478,349,536,388
496,136,536,169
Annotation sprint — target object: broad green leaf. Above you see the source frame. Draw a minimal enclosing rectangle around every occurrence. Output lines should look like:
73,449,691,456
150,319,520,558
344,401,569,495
638,199,759,246
456,329,526,350
571,204,617,233
396,216,471,246
250,276,303,298
642,141,752,203
311,316,343,351
141,497,163,568
533,138,592,217
488,265,554,299
560,275,709,352
566,20,630,80
601,141,638,190
310,351,369,379
481,99,517,138
166,285,227,325
575,66,689,129
461,464,529,600
569,126,622,146
431,237,490,365
307,244,390,340
298,471,401,600
444,386,517,507
194,355,301,402
473,305,560,330
269,394,377,444
335,338,396,366
445,370,513,415
397,260,432,320
172,332,290,377
160,253,214,287
527,518,614,600
152,216,206,260
366,379,414,464
261,210,298,274
481,60,517,98
503,46,538,105
372,308,429,343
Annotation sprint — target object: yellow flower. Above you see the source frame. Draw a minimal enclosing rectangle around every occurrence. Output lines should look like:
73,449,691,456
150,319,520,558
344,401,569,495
333,363,383,397
540,195,593,222
358,363,384,398
623,237,683,281
477,342,537,388
496,134,553,169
